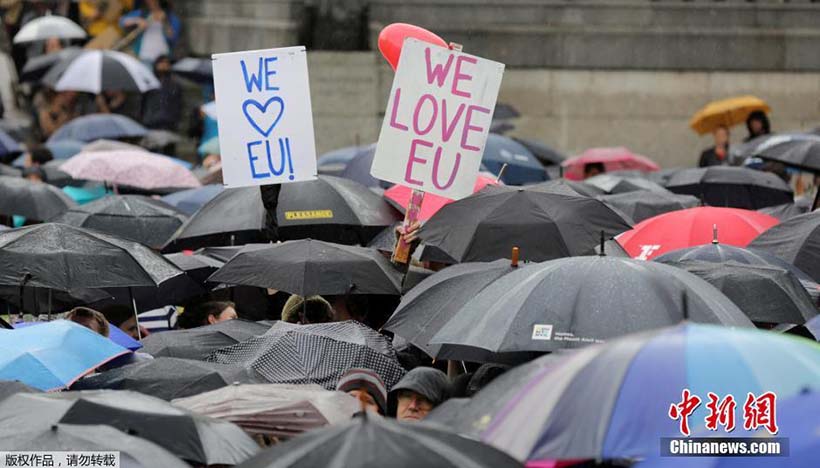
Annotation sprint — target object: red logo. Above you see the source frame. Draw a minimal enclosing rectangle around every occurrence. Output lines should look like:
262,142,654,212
669,390,778,436
669,389,702,436
743,392,778,435
704,392,736,432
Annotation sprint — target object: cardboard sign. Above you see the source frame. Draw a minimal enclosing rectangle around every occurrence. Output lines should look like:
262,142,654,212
371,39,505,199
212,46,317,188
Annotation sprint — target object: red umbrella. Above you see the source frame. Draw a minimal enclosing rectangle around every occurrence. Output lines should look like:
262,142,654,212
561,147,660,181
615,207,779,260
384,174,499,222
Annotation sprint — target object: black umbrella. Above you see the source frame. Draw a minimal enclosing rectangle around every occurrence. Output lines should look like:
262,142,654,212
665,166,793,210
585,174,671,195
197,245,245,263
209,240,403,296
141,319,271,360
512,137,565,166
208,320,406,390
0,390,259,465
19,46,83,82
428,256,753,362
735,132,820,172
0,424,188,468
172,57,214,84
0,164,21,177
0,380,39,402
383,260,518,358
236,411,523,468
597,190,701,223
339,144,389,189
71,357,261,401
42,49,159,94
657,260,817,324
0,286,110,314
748,210,820,282
758,195,812,221
0,175,76,221
529,179,605,197
51,195,188,248
419,185,632,263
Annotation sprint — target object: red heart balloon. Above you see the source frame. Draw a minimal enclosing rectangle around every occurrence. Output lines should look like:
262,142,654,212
378,23,448,71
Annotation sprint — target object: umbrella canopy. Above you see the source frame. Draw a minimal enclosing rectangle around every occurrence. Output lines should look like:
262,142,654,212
561,147,660,181
172,383,360,440
615,207,779,260
0,286,110,314
750,132,820,172
431,323,820,462
0,423,188,468
208,321,405,390
656,260,817,324
141,319,271,360
689,95,770,135
0,320,128,391
42,49,159,94
141,129,183,151
60,150,201,190
748,211,820,282
419,185,632,263
482,134,548,185
529,179,605,197
45,139,85,160
665,166,793,210
383,260,519,358
209,240,403,296
52,195,188,248
0,163,20,177
0,380,39,402
71,357,261,401
0,390,259,465
19,47,83,82
383,174,499,222
172,57,213,83
428,257,753,363
511,137,565,166
339,144,386,189
13,15,86,43
0,128,22,162
161,184,224,215
584,174,670,195
11,320,142,352
317,144,371,176
197,135,220,156
0,223,182,290
0,175,76,220
235,411,523,468
597,191,700,224
48,113,148,143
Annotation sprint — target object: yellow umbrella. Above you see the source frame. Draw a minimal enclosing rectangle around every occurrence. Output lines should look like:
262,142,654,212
689,95,771,135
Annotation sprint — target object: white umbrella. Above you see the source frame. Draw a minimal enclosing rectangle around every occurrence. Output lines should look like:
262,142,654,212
13,15,87,44
43,50,159,94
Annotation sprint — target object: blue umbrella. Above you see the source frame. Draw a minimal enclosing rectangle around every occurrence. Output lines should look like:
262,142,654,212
0,320,129,390
47,114,147,143
482,133,548,185
12,140,86,167
339,144,389,188
0,128,22,162
161,184,224,215
317,144,372,176
62,185,109,205
12,320,141,351
197,136,219,156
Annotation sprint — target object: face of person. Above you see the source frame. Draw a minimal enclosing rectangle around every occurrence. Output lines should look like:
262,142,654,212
155,59,171,76
714,127,729,146
119,317,148,340
750,119,764,135
208,306,238,325
347,389,380,414
396,390,434,421
584,167,602,179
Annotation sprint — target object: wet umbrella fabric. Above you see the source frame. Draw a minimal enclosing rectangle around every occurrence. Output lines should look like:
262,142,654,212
208,240,403,296
141,319,271,360
71,357,261,401
0,175,76,220
60,150,201,190
11,320,141,352
584,174,670,195
172,57,213,83
561,147,660,181
172,384,360,440
0,128,22,162
0,424,188,468
665,166,793,210
512,137,565,166
161,184,224,215
748,210,820,282
429,323,820,462
19,47,83,82
597,191,700,224
758,199,810,221
208,321,405,390
733,132,820,172
317,144,372,176
13,16,86,43
42,49,159,94
47,113,147,143
481,134,548,185
428,257,752,363
0,390,259,465
339,144,388,189
0,380,39,402
52,195,187,248
236,410,523,468
528,179,605,198
419,185,632,263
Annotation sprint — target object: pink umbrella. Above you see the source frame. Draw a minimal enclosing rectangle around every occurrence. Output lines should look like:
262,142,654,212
383,174,500,222
61,150,201,190
561,147,660,181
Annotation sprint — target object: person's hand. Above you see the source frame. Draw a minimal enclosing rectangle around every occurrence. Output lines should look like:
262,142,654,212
125,17,147,29
397,220,421,244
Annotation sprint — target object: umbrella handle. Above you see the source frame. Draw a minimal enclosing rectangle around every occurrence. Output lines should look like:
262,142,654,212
129,287,142,340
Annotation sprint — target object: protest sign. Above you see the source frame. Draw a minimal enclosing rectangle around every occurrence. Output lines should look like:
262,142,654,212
370,38,505,199
212,46,317,188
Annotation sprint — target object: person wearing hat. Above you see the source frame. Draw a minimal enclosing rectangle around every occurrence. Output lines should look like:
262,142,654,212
281,294,333,324
336,368,388,415
390,367,450,421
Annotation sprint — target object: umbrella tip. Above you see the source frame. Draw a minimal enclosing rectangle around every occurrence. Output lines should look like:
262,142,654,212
511,247,519,267
598,230,606,256
712,224,719,244
50,425,58,432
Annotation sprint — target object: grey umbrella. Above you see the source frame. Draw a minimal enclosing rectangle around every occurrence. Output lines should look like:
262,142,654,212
141,319,272,360
428,256,753,363
0,380,40,402
597,190,701,223
665,166,793,210
748,210,820,282
585,174,670,195
0,175,76,221
527,179,604,197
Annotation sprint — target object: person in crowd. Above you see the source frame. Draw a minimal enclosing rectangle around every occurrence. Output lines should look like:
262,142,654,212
583,162,605,179
177,300,238,328
336,368,388,415
119,0,181,64
23,145,52,168
745,110,771,142
698,125,730,167
95,90,127,115
79,0,132,40
390,367,450,421
326,294,369,324
37,90,75,138
22,166,44,183
101,304,150,340
65,306,110,337
141,55,182,131
281,294,333,324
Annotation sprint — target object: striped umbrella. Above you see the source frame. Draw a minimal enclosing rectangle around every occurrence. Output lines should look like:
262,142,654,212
43,49,159,94
429,323,820,463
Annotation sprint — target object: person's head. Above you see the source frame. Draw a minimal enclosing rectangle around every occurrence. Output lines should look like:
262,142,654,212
200,301,238,325
154,55,172,78
25,146,53,167
583,162,605,179
22,166,45,183
746,111,770,138
281,295,333,324
714,125,729,146
326,294,369,323
336,368,388,415
101,304,149,340
390,367,450,421
44,37,62,54
65,307,110,337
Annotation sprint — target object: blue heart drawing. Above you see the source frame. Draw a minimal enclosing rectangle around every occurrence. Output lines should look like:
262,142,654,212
242,96,285,138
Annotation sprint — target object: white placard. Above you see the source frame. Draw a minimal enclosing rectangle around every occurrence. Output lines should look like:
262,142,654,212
212,46,317,188
370,39,505,199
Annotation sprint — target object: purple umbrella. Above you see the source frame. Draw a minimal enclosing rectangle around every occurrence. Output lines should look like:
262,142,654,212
60,150,201,190
12,320,141,351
